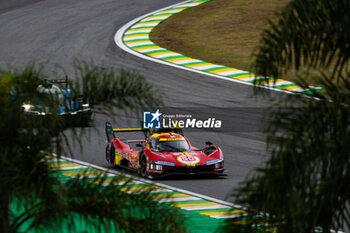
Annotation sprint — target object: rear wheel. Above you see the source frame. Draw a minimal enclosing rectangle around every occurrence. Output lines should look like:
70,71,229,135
107,145,115,165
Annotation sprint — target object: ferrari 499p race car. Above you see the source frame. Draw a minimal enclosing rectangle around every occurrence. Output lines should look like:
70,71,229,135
105,122,225,179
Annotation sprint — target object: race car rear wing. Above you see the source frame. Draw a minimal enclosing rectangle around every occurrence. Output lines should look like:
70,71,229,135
105,122,184,142
43,77,69,88
106,122,149,141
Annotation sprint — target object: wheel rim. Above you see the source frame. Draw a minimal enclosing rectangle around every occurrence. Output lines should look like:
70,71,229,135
140,156,147,176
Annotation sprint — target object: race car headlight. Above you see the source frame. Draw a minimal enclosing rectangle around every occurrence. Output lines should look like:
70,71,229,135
22,104,34,111
215,161,224,168
150,163,162,171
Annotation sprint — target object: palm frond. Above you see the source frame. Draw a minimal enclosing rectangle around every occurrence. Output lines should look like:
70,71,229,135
16,173,186,233
225,72,350,232
72,60,163,114
0,63,177,233
254,0,350,79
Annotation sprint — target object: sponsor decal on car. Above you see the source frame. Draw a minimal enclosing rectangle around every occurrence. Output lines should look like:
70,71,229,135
155,160,176,166
206,158,221,165
177,153,200,166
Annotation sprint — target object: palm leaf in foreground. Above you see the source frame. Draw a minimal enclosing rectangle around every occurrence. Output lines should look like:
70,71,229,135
254,0,350,80
223,73,350,233
0,64,184,232
12,173,186,233
72,61,162,113
224,0,350,231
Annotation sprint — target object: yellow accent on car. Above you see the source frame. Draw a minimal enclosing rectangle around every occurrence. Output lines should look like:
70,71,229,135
114,128,142,131
114,151,123,165
159,137,185,141
150,133,173,138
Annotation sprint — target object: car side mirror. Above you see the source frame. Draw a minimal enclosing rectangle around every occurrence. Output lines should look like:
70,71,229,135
205,141,213,146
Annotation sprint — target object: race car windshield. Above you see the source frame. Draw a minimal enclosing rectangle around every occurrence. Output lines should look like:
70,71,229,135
158,140,190,152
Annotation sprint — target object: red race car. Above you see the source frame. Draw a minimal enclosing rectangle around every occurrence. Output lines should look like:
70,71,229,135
105,122,225,179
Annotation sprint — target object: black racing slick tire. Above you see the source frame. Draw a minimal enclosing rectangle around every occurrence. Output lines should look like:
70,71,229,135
106,145,115,165
139,154,148,178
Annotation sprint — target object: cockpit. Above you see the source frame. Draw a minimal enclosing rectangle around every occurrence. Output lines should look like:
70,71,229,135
150,137,190,152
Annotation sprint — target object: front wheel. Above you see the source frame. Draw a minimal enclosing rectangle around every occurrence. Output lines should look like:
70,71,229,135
139,154,148,177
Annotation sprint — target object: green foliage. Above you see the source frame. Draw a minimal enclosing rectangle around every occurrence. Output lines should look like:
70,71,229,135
224,0,350,232
72,61,162,113
0,64,185,233
10,174,186,233
225,94,350,232
254,0,350,80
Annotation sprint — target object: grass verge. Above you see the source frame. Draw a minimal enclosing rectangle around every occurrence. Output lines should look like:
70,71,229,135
150,0,290,73
151,0,346,87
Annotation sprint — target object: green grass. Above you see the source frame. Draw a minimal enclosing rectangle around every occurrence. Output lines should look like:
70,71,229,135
150,0,290,73
150,0,345,87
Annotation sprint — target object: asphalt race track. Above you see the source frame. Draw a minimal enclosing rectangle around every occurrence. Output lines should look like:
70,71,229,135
0,0,288,201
